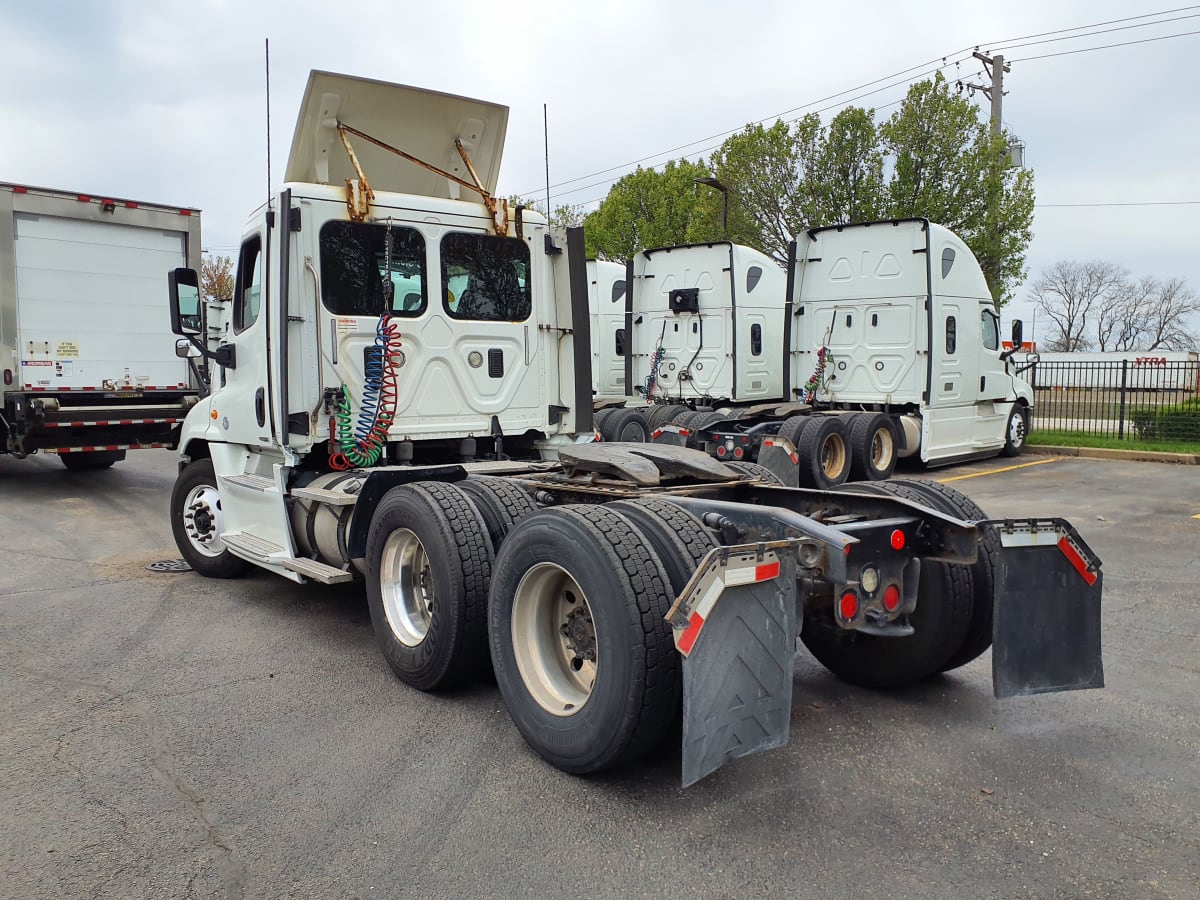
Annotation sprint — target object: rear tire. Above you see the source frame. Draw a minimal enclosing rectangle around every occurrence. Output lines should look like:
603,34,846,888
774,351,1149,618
647,403,687,432
170,459,250,579
489,505,679,774
796,416,852,489
365,481,493,690
721,460,784,484
606,498,715,594
883,479,999,672
457,476,539,553
61,450,125,470
802,479,973,687
601,407,651,443
847,413,897,481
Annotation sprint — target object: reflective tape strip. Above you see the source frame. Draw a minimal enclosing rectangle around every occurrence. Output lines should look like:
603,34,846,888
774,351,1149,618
1058,536,1098,586
44,443,170,453
670,548,783,657
763,437,799,465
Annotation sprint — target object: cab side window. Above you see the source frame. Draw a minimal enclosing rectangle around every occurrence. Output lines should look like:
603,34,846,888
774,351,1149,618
981,309,1000,351
234,236,262,334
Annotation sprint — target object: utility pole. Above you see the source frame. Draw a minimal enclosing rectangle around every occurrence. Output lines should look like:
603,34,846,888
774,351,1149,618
963,50,1009,135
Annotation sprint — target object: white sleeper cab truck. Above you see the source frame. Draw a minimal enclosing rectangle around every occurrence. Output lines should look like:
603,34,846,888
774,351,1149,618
167,71,1103,787
620,222,1033,488
0,183,202,467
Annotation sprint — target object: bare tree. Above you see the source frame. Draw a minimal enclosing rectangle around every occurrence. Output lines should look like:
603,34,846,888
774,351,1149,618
1028,260,1127,351
1141,277,1200,350
201,254,235,302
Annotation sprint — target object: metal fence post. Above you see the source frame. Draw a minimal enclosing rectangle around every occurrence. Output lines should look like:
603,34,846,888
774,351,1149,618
1118,359,1128,439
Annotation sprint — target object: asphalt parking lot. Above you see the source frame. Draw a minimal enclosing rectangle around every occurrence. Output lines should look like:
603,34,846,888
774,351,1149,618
2,450,1197,899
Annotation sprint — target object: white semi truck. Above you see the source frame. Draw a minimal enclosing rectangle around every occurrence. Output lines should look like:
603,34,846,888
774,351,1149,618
598,226,1034,487
166,71,1103,786
0,182,202,467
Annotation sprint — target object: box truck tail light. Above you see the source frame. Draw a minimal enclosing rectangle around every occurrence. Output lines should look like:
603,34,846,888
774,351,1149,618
3,369,12,386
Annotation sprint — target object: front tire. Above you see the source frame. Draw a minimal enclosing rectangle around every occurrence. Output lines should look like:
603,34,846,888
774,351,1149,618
489,505,678,774
170,459,250,579
365,482,493,691
1001,405,1028,457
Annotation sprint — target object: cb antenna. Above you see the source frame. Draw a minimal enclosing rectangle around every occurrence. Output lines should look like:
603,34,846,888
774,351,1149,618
265,38,272,207
543,103,550,222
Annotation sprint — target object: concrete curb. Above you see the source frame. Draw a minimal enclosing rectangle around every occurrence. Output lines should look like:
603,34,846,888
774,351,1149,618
1027,444,1200,465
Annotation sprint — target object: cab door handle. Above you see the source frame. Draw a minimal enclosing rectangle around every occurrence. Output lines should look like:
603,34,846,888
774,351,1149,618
255,387,266,426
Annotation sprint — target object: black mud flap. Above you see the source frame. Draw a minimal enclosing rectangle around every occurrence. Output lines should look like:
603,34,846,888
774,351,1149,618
666,545,798,787
988,518,1104,699
757,435,800,487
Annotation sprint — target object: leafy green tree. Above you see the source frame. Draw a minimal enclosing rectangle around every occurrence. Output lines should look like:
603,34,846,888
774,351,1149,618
582,159,711,261
506,196,586,229
880,74,1034,304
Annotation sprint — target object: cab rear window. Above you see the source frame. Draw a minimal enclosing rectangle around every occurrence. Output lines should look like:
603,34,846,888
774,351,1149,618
319,221,427,317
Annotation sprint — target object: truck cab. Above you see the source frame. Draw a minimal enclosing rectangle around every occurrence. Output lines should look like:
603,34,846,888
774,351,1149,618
792,220,1033,463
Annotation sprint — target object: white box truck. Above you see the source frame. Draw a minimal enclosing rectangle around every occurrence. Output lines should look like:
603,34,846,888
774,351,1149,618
614,222,1034,487
164,70,1102,786
0,183,201,468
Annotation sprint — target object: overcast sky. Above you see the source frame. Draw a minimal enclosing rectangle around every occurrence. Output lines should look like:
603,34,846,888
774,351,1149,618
2,0,1195,342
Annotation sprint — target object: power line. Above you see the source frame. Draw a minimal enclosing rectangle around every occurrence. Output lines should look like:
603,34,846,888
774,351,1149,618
992,12,1200,52
1011,28,1200,61
1036,201,1200,208
524,6,1200,202
981,5,1200,49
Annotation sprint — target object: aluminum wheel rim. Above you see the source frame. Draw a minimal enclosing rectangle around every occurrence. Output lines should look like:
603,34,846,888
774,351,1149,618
380,529,434,647
871,427,895,471
511,563,597,717
1010,412,1027,447
821,434,848,479
183,484,226,557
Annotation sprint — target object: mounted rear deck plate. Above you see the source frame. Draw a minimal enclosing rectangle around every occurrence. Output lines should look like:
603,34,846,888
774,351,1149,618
558,442,738,486
989,518,1104,699
285,70,509,200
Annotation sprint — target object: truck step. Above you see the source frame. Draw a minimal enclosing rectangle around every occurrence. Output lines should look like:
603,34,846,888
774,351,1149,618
221,532,285,559
290,486,358,506
224,473,277,491
280,557,354,584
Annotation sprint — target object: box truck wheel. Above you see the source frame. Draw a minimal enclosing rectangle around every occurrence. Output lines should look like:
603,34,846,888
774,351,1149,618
878,479,1000,672
365,482,493,691
1001,405,1028,457
60,450,126,470
488,505,678,774
458,476,540,553
600,407,651,443
795,416,852,489
847,414,897,481
169,459,250,579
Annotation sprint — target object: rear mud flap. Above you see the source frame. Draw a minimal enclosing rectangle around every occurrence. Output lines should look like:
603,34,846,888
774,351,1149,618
989,518,1104,699
667,546,798,787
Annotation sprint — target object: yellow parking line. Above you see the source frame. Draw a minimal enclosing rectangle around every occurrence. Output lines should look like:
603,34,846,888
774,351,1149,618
1193,514,1200,520
937,457,1060,483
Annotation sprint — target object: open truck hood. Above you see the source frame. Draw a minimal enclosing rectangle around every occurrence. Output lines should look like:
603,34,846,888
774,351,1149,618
285,70,509,200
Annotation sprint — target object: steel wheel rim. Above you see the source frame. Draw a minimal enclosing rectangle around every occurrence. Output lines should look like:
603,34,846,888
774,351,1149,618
511,563,597,717
871,427,895,471
821,434,848,478
1010,411,1026,447
380,528,434,647
183,484,226,557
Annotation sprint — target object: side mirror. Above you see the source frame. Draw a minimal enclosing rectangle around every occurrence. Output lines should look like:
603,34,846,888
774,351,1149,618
169,267,203,336
1011,319,1024,350
175,338,200,359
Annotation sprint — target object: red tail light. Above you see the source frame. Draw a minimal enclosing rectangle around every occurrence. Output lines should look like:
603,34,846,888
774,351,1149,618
839,591,859,620
890,529,906,550
883,584,901,612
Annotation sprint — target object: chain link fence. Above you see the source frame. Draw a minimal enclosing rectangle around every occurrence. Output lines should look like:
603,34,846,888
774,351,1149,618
1028,358,1200,442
